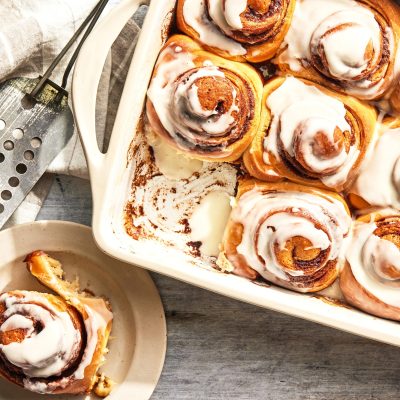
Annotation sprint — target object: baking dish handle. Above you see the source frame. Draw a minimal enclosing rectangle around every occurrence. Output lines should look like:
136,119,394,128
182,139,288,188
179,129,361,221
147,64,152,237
71,0,150,183
72,0,146,169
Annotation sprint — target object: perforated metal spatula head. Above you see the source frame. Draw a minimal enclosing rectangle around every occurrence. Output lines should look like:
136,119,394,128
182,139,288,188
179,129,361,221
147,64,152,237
0,0,110,228
0,77,73,227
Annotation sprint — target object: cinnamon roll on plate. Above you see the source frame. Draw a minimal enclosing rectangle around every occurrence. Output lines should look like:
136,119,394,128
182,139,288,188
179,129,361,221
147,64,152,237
176,0,296,62
243,77,376,192
219,180,351,293
0,251,113,396
341,210,400,321
146,34,263,162
275,0,400,102
0,221,167,399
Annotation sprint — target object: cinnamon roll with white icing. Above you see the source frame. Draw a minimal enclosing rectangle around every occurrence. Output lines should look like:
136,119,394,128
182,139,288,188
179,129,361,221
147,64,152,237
0,251,113,396
146,35,263,162
341,210,400,320
243,77,376,191
219,180,351,293
176,0,296,62
276,0,400,101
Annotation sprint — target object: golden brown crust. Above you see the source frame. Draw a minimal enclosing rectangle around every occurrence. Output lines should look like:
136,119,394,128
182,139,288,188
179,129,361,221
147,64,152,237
176,0,296,63
220,179,350,293
146,34,263,162
243,77,377,191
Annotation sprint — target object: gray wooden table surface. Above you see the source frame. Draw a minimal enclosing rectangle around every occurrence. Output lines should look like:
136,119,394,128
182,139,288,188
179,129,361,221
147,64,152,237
37,175,400,400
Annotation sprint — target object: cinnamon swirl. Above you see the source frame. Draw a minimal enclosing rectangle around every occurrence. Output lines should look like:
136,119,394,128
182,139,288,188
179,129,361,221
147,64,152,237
243,77,376,191
176,0,296,62
219,180,351,293
146,35,263,162
341,210,400,320
276,0,400,101
0,251,113,396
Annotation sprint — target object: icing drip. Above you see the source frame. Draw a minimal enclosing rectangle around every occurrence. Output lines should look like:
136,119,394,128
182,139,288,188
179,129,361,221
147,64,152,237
232,188,351,284
351,129,400,208
146,126,203,180
264,77,359,188
189,191,232,256
346,217,400,308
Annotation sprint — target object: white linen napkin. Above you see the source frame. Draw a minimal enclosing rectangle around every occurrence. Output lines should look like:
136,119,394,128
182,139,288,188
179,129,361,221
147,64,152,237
1,0,143,227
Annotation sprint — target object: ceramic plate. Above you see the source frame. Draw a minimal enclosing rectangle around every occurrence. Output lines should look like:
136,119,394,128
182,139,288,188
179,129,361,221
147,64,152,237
0,221,166,400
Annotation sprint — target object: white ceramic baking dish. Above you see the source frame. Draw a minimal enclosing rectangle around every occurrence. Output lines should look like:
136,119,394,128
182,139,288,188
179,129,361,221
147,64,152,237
72,0,400,347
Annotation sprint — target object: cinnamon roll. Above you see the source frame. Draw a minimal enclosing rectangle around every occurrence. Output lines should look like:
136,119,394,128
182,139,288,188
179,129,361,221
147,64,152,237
0,251,113,396
341,210,400,320
243,77,376,191
146,35,263,162
176,0,296,62
276,0,400,101
219,180,351,293
348,121,400,210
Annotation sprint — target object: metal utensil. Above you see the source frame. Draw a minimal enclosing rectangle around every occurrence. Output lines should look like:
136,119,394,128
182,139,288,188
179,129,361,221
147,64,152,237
0,0,110,228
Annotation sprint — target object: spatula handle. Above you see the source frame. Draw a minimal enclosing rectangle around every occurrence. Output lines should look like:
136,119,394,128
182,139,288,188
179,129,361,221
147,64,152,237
31,0,110,98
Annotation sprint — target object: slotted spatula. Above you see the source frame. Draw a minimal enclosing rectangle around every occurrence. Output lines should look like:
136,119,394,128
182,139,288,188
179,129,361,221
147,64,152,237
0,0,110,228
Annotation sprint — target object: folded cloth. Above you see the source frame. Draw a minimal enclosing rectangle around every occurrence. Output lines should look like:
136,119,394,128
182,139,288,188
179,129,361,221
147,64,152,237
1,0,143,228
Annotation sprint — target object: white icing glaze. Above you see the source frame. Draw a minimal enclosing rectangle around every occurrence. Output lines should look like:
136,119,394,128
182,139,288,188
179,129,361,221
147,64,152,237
148,48,196,136
232,188,351,283
189,190,232,256
224,0,247,29
346,219,400,308
310,8,381,79
351,129,400,209
277,0,394,98
146,127,203,180
182,0,246,55
0,292,81,378
265,77,358,188
0,315,34,333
